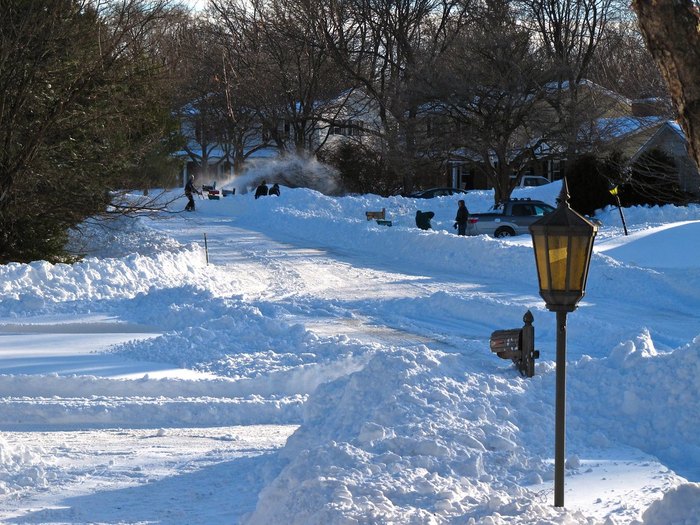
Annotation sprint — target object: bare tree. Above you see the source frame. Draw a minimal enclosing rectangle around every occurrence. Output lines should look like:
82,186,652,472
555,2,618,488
171,17,232,179
211,0,349,163
632,0,700,172
586,15,669,103
516,0,615,83
516,0,617,156
433,1,552,204
634,150,694,204
296,0,475,192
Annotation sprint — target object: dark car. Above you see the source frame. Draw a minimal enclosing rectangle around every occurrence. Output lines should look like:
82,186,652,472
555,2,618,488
410,187,468,198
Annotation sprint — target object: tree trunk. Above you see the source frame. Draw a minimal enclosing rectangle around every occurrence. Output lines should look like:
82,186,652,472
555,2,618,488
632,1,700,169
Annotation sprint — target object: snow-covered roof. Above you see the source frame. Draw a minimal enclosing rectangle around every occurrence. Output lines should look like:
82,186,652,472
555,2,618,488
589,115,665,142
544,78,632,106
629,120,689,162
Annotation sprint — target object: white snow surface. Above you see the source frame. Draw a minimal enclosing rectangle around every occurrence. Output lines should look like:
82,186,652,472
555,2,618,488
1,178,700,524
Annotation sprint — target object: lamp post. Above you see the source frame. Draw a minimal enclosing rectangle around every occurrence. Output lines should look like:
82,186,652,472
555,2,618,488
609,185,629,236
529,178,598,508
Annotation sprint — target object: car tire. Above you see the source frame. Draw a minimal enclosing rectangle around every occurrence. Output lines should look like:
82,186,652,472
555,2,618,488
494,226,516,238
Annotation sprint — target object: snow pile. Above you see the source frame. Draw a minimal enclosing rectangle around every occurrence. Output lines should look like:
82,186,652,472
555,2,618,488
66,213,183,259
112,296,377,392
570,332,700,472
0,246,213,317
0,389,304,428
0,436,50,495
241,324,698,524
641,483,700,525
246,347,595,524
596,203,700,229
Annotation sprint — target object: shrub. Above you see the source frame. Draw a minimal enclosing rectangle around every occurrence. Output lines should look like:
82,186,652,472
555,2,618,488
566,153,619,216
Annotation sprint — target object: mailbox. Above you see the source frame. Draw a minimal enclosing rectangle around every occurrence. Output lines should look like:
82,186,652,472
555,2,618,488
490,311,539,377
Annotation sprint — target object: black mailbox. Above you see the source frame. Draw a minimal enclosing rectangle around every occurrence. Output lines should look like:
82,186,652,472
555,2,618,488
490,311,539,377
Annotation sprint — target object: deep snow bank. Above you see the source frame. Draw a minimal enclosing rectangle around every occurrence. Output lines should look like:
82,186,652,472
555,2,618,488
0,436,50,495
0,246,209,318
571,332,700,476
640,483,700,525
110,296,377,395
244,347,597,525
244,330,700,524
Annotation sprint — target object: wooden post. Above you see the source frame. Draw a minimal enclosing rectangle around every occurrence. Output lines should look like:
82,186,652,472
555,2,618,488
614,194,628,236
521,311,536,378
489,313,539,378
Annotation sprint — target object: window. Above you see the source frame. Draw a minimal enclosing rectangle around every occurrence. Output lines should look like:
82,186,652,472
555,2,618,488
330,120,363,136
534,204,555,216
523,176,549,187
512,204,531,216
547,160,564,180
349,120,364,137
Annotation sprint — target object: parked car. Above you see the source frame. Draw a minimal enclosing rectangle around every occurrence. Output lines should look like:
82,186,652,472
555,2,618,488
410,187,468,198
467,198,555,237
515,176,551,188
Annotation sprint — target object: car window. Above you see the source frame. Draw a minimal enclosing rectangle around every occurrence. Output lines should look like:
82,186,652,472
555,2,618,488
512,204,533,216
534,204,554,215
523,177,548,186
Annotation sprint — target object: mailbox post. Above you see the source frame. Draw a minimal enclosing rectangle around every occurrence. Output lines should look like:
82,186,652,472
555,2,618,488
490,311,539,378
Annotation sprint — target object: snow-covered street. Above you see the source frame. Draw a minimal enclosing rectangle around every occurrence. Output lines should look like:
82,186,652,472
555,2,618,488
0,426,295,524
1,180,699,524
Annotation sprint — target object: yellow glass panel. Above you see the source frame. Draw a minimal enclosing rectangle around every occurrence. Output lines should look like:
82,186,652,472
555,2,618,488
567,237,591,291
533,233,550,290
548,235,569,290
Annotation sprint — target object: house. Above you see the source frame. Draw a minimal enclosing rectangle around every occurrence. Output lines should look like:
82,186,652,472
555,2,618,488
313,89,383,151
629,121,700,194
583,114,699,196
446,80,699,197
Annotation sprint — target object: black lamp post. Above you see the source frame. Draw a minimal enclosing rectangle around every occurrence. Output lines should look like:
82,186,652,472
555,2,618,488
529,178,598,508
609,185,629,236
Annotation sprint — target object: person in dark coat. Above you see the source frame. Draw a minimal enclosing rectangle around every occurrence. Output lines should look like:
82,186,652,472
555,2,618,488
454,199,469,236
268,183,280,196
184,175,200,211
255,180,269,199
415,210,434,230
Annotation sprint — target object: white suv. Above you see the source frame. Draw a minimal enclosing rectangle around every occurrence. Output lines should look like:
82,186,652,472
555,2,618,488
516,176,551,187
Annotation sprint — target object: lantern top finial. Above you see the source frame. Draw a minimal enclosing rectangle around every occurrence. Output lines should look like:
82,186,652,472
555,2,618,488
556,177,571,208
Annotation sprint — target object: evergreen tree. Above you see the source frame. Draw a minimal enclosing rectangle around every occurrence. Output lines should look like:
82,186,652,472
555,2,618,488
0,0,181,263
